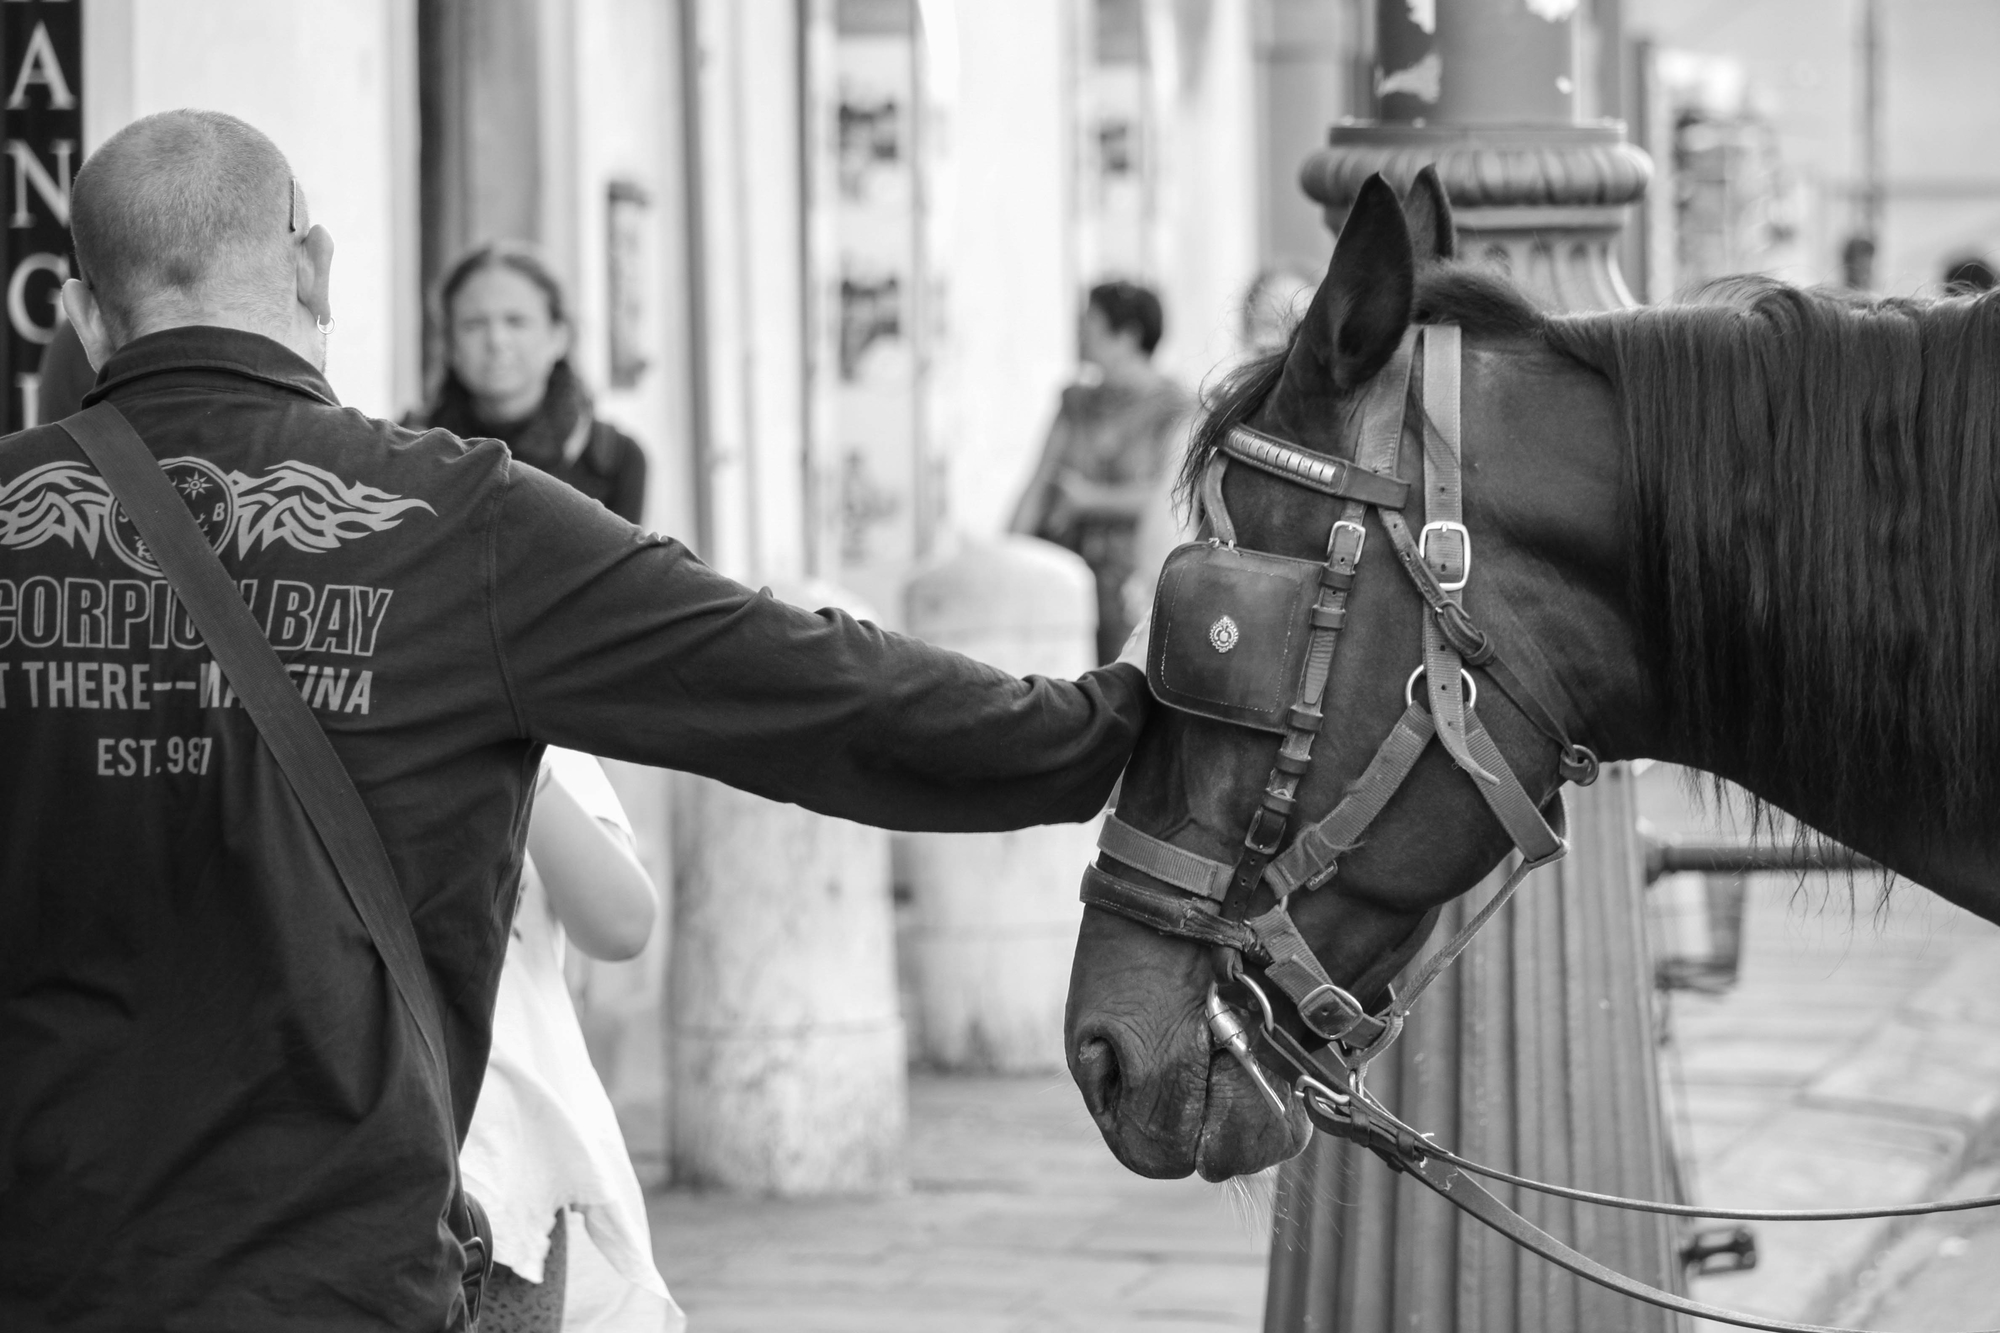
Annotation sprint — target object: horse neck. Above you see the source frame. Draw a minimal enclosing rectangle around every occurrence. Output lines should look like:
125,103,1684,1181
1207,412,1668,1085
1690,761,2000,921
1573,298,2000,918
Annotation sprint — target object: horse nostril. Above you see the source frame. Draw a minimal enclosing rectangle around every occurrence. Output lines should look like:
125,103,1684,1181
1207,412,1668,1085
1073,1035,1124,1122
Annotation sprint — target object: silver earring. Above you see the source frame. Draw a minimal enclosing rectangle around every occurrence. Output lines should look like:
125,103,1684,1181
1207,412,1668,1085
317,316,335,335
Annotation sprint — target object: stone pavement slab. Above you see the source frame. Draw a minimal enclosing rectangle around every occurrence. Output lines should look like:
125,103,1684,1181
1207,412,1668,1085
1823,1162,2000,1329
650,1075,1270,1332
1676,917,2000,1329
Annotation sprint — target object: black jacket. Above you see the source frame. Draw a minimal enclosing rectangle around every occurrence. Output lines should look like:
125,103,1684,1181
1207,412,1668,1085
0,327,1146,1331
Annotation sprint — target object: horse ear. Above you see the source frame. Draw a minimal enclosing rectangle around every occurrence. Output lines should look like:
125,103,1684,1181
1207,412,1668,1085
1322,174,1415,391
1402,164,1457,265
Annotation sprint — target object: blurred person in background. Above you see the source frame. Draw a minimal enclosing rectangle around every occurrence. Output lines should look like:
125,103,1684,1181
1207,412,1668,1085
464,748,681,1333
1237,265,1317,359
1011,280,1189,663
411,243,648,523
1119,266,1316,633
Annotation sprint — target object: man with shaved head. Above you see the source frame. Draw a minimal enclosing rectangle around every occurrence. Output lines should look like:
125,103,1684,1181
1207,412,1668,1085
0,110,1148,1331
66,109,331,359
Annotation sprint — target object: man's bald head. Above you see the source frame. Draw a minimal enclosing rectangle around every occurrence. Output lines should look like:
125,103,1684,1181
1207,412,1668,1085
71,109,300,341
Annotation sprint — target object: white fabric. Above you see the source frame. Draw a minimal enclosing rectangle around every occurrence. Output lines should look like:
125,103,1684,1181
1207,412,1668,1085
563,1209,684,1333
460,747,684,1331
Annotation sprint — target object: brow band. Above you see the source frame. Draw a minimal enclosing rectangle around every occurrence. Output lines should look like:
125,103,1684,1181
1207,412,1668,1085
1224,426,1409,510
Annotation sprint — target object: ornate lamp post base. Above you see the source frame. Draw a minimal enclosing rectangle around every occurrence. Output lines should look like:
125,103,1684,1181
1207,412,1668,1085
1302,122,1652,312
1263,24,1683,1326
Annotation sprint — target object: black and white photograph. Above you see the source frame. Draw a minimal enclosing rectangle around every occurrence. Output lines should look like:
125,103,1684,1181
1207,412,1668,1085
3,2,1999,1330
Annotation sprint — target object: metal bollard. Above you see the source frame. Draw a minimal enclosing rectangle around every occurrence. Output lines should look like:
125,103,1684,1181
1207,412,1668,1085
899,535,1098,1071
667,579,906,1194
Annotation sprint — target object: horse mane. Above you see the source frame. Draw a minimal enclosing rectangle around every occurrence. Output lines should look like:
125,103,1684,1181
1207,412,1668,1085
1546,279,2000,842
1181,262,2000,843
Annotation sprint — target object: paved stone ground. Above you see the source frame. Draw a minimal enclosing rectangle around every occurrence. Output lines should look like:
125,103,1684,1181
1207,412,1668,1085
649,1074,1272,1333
647,766,2000,1331
1667,881,2000,1328
1824,1158,2000,1330
1636,765,2000,1329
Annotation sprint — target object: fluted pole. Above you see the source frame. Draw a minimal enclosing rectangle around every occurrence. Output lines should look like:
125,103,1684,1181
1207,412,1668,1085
1265,3,1681,1329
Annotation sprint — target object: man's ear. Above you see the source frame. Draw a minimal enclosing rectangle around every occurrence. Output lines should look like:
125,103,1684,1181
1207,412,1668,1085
1402,164,1457,266
297,224,335,327
1323,174,1415,391
60,279,114,371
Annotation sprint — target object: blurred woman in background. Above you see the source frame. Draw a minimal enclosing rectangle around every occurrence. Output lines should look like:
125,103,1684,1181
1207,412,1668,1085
1011,281,1189,663
413,243,648,524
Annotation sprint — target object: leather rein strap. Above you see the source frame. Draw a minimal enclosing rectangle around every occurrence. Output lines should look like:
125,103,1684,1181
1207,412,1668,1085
1281,1049,2000,1333
1075,329,2000,1333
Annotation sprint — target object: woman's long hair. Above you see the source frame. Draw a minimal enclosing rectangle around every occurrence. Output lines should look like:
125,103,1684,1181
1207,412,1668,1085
422,241,573,418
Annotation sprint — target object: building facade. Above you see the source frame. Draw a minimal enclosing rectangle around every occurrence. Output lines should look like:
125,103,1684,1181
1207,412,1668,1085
49,0,1327,1183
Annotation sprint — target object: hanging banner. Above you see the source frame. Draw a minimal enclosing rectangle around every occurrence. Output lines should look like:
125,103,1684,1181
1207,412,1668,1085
4,0,80,432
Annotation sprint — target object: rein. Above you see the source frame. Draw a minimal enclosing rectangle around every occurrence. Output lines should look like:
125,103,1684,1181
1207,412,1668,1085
1079,325,2000,1333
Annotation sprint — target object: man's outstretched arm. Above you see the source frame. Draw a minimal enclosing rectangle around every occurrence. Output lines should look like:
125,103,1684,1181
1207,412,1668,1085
490,464,1148,832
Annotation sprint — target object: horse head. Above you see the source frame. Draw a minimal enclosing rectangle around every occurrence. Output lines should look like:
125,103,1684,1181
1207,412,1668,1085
1062,170,1652,1181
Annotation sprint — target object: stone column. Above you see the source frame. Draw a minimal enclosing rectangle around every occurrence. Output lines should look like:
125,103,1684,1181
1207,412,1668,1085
667,579,906,1194
1265,3,1680,1329
899,536,1098,1071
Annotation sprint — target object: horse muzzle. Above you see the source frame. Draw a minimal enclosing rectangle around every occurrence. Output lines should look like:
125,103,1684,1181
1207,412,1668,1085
1065,909,1311,1180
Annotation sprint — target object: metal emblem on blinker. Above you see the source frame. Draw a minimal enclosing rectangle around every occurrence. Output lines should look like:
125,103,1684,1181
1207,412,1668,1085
1209,615,1240,654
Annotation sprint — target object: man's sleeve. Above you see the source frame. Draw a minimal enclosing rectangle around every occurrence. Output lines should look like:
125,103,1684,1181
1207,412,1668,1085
488,464,1149,833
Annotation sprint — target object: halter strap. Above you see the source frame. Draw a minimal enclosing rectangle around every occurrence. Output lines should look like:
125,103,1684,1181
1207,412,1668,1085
1415,326,1494,788
1210,330,1419,1043
1098,812,1231,903
1263,702,1435,898
1078,865,1255,953
1216,329,1416,920
1082,322,1594,1053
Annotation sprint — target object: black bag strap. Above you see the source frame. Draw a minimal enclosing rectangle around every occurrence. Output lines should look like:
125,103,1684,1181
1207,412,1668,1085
56,402,451,1090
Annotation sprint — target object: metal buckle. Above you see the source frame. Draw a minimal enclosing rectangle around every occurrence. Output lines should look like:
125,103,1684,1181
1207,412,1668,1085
1418,520,1471,591
1404,664,1478,710
1296,980,1368,1040
1243,806,1287,856
1326,518,1366,564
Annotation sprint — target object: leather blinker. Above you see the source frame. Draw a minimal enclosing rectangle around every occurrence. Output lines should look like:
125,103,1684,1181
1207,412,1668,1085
1147,542,1324,734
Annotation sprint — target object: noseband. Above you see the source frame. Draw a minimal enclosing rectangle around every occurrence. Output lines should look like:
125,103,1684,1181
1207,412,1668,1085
1077,326,2000,1333
1081,324,1597,1065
